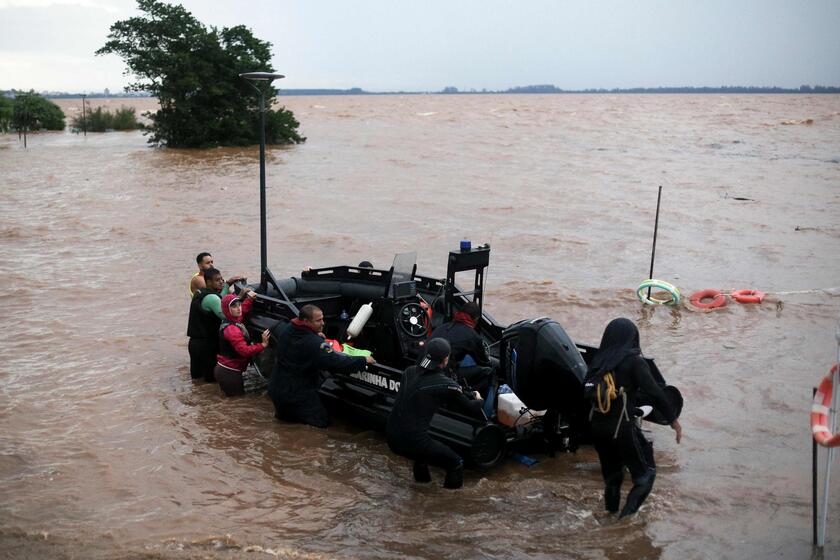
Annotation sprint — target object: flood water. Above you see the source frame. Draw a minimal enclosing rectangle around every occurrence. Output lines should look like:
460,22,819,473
2,93,840,559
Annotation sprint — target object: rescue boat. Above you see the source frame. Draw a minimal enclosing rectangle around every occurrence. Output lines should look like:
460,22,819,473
240,244,682,468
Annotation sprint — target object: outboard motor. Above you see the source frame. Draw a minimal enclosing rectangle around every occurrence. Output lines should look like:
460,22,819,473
500,318,588,419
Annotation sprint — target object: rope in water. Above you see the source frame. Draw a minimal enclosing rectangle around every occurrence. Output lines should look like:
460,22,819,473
768,287,840,296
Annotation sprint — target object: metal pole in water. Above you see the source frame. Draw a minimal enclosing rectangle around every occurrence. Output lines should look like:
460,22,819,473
258,87,267,291
818,319,840,547
239,72,284,292
814,386,819,546
647,186,663,299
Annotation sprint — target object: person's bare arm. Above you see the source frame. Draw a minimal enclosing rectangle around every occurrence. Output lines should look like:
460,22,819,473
190,274,205,294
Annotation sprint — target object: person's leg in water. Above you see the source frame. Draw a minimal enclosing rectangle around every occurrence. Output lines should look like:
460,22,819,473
443,460,464,489
618,424,656,518
417,438,465,489
595,439,625,513
413,461,431,483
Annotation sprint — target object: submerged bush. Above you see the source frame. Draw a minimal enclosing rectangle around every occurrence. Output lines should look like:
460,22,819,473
71,106,142,132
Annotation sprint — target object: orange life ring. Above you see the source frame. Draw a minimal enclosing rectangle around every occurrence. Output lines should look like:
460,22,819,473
689,289,727,309
730,289,766,304
812,364,840,447
419,298,433,336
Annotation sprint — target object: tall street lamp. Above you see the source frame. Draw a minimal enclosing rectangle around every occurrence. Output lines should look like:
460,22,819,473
81,93,87,136
239,71,285,291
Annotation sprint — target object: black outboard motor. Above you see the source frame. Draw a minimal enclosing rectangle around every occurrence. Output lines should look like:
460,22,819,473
500,318,589,421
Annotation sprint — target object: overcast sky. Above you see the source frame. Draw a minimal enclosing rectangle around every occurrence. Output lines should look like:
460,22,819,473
1,0,839,93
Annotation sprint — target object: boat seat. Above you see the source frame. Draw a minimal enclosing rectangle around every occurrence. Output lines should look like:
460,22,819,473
294,294,344,317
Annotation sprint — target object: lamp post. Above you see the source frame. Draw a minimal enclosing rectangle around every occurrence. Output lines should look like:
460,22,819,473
239,72,285,291
81,93,87,136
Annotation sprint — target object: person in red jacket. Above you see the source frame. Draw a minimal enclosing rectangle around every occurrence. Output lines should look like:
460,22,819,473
214,292,269,396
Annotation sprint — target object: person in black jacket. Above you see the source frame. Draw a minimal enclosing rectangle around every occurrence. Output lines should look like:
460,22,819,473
585,318,683,518
430,302,497,399
386,338,486,489
269,304,375,428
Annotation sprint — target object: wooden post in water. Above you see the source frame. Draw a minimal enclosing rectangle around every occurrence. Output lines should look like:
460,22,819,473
647,186,663,299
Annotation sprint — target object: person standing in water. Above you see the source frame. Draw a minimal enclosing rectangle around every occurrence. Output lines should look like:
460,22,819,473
269,305,375,427
215,292,269,396
187,268,228,381
584,318,682,518
386,338,485,489
189,252,214,297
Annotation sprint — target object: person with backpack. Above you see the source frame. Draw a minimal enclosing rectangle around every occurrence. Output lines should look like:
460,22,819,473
214,292,269,396
584,318,683,518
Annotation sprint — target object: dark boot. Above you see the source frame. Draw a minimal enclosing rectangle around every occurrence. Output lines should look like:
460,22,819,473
443,464,464,489
413,461,431,483
604,471,624,513
619,468,655,518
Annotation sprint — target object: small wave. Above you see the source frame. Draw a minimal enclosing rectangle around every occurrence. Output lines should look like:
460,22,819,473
794,225,840,236
0,226,27,239
780,118,814,125
155,535,334,558
416,112,437,117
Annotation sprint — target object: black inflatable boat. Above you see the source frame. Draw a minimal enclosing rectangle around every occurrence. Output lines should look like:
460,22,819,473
240,244,681,469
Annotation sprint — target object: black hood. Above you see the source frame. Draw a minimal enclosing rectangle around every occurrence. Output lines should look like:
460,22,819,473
587,318,641,377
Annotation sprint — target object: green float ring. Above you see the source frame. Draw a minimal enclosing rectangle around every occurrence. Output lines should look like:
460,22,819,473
637,279,681,306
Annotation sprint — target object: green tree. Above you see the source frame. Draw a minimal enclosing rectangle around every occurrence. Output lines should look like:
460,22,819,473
11,92,65,131
0,97,12,133
96,0,304,148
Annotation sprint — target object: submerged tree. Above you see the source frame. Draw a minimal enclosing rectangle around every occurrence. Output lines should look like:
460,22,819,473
9,92,66,132
96,0,304,147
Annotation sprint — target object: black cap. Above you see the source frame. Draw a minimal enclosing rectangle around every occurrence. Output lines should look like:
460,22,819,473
420,338,450,368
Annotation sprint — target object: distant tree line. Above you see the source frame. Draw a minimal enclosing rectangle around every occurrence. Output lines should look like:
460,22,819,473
275,84,840,96
11,83,839,100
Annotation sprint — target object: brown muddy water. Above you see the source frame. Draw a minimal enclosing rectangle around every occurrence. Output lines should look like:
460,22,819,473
2,94,840,559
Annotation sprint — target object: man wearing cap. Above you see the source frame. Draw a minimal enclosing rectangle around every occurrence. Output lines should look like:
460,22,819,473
386,338,486,489
269,304,376,428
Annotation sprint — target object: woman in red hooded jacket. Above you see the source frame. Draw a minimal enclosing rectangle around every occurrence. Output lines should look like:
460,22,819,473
214,291,270,396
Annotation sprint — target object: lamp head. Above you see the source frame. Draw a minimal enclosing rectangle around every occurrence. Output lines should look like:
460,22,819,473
239,72,285,82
